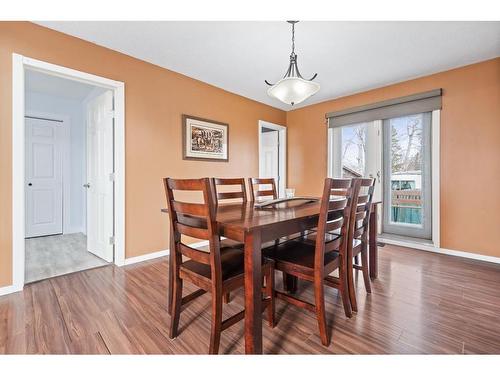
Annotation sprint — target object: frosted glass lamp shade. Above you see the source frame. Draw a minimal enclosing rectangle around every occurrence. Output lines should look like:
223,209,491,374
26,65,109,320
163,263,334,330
267,77,320,106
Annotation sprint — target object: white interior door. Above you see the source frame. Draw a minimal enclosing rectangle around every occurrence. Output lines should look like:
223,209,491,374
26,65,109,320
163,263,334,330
25,117,63,238
86,90,114,262
260,129,280,194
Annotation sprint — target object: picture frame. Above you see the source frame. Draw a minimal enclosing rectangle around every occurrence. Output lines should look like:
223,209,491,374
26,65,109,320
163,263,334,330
182,115,229,162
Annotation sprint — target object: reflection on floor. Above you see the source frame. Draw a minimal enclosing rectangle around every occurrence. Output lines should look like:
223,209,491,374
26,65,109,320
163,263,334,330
25,232,109,283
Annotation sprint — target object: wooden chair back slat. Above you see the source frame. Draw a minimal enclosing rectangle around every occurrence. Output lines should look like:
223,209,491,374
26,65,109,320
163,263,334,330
328,198,348,211
172,201,209,217
324,237,342,253
212,178,247,204
179,243,211,265
357,195,369,204
217,191,246,200
354,210,366,222
248,178,278,202
353,227,365,238
176,222,211,240
325,217,344,233
168,178,208,191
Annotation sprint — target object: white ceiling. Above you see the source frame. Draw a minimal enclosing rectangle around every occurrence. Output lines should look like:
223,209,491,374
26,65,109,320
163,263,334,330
36,21,500,110
25,69,96,100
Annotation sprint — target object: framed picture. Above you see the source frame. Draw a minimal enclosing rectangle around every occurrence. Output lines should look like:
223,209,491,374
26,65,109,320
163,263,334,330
182,115,229,162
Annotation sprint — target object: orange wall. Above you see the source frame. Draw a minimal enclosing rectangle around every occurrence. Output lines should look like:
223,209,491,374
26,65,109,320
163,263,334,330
0,22,286,287
286,58,500,257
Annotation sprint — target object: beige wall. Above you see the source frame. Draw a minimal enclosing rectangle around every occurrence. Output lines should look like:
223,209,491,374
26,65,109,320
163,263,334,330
286,58,500,258
0,22,286,287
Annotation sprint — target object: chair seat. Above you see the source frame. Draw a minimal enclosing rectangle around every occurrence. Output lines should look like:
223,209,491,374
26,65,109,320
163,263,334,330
181,240,244,281
181,240,272,281
263,239,339,273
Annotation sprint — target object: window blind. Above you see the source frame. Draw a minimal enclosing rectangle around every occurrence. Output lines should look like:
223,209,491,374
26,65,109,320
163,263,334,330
326,89,442,128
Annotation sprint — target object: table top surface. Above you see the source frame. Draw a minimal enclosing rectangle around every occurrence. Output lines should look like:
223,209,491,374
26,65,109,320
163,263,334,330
161,199,382,231
162,199,322,231
161,201,380,230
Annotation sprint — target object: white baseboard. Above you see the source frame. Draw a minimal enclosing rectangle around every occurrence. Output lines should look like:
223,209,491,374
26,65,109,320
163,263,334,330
121,241,209,267
122,249,169,266
0,283,23,297
380,237,500,265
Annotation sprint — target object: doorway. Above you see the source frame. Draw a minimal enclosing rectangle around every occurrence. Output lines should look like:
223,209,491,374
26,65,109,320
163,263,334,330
382,113,432,240
328,110,440,245
12,54,125,291
258,121,287,198
24,70,114,283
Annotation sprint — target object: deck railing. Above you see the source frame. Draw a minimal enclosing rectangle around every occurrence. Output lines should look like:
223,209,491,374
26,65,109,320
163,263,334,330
391,189,422,224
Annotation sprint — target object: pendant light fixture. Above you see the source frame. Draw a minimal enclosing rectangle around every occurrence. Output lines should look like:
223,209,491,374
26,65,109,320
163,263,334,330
265,21,320,106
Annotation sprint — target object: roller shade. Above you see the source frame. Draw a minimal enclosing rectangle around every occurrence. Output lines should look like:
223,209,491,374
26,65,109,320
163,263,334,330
326,89,442,128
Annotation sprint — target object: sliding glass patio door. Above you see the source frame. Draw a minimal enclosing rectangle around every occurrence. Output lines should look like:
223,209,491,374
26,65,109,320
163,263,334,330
382,112,432,240
328,121,382,201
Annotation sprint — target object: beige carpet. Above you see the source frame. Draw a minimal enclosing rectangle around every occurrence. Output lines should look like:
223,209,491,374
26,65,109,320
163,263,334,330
25,233,109,283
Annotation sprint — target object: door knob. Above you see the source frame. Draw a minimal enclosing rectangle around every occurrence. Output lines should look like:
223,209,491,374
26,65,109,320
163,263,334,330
83,183,90,188
28,183,32,186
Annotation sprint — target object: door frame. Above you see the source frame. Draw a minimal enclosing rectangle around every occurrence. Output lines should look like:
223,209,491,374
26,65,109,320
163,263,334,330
25,110,72,236
12,54,126,292
258,120,287,198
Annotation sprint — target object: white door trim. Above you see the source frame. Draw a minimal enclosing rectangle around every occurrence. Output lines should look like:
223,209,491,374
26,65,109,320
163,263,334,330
25,110,73,235
431,110,441,248
11,53,126,294
258,120,287,197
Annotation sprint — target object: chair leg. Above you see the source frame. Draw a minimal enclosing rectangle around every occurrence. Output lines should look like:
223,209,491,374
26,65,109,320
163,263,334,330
338,263,352,318
314,277,330,346
283,272,298,294
209,288,223,354
169,275,183,339
347,253,358,313
223,292,230,304
265,266,275,328
361,244,372,293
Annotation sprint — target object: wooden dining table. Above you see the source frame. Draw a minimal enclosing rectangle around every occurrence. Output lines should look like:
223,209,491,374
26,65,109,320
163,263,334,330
161,199,381,354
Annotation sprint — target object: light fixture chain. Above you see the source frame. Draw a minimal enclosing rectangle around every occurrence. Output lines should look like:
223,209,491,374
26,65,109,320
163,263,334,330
291,22,295,55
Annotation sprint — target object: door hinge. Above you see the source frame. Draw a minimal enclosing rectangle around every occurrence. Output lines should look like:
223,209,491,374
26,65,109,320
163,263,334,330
109,236,115,245
108,110,115,118
109,172,115,182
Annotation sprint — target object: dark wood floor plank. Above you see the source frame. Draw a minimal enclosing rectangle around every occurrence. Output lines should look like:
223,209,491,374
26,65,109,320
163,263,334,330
1,244,500,354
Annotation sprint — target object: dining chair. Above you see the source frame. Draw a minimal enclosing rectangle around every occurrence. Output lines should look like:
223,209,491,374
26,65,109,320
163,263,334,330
212,177,248,204
164,177,275,354
248,177,278,202
211,177,247,303
250,177,303,292
264,178,359,346
346,177,375,313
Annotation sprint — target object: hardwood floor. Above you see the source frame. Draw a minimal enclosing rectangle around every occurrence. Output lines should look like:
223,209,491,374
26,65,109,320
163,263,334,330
1,244,500,354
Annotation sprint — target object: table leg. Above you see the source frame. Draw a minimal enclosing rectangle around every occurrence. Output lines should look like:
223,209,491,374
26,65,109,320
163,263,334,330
369,207,378,279
244,229,263,354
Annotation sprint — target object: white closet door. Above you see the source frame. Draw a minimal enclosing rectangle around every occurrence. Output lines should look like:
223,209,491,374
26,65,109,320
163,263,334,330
86,91,114,262
25,117,63,238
